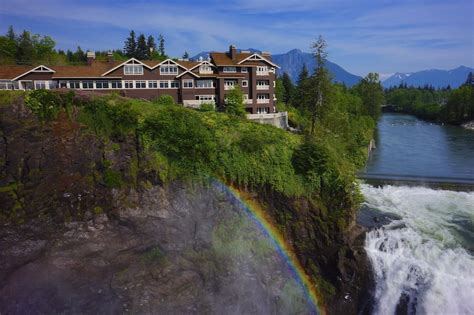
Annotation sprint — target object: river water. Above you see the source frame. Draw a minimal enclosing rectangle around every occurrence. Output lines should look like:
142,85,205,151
360,114,474,315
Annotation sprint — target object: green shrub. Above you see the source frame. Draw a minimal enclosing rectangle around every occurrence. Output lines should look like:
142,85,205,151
103,168,123,188
24,89,62,121
199,102,216,112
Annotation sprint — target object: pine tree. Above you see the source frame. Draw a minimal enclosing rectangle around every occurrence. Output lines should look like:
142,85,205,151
75,46,86,62
6,25,15,41
146,35,156,59
124,30,137,58
281,72,294,105
354,73,385,120
182,51,189,59
16,30,34,64
135,34,148,60
293,64,310,108
307,35,332,134
158,34,165,56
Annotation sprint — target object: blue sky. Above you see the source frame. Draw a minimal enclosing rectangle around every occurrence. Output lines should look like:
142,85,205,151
1,0,473,78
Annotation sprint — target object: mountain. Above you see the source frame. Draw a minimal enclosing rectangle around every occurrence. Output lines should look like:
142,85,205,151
192,48,362,87
382,66,474,89
272,49,362,87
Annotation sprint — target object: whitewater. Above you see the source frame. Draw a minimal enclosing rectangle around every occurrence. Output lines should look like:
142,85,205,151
361,184,474,315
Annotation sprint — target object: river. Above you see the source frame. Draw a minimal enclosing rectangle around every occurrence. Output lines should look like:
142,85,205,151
360,114,474,315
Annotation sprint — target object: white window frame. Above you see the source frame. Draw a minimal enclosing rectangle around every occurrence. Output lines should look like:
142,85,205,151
135,80,146,89
160,65,178,75
82,81,94,89
124,80,134,89
159,81,169,89
241,67,248,73
196,80,215,88
111,81,122,89
183,79,194,88
69,81,80,89
96,81,109,89
199,64,213,74
224,79,237,90
170,80,180,88
195,95,216,103
223,66,236,73
242,80,248,87
256,66,269,75
34,81,48,89
124,64,143,75
148,80,158,88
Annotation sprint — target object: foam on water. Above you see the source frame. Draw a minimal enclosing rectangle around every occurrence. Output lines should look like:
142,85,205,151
361,184,474,315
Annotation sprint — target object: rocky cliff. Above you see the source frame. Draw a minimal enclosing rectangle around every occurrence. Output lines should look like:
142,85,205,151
0,94,372,314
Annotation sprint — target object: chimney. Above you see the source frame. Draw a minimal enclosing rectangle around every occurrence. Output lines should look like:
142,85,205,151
86,51,95,65
107,51,114,64
262,51,272,60
229,45,237,61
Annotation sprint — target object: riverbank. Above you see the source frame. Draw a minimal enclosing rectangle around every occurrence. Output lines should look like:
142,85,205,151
462,120,474,130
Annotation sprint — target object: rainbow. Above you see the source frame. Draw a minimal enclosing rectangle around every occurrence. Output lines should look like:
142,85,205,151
212,179,325,315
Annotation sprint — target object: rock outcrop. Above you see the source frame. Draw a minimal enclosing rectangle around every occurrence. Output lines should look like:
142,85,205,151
0,96,372,314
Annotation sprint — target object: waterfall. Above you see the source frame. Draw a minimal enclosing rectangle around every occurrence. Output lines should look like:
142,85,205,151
361,184,474,315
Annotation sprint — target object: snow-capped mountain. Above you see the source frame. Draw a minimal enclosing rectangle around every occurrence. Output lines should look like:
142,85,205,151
382,66,473,88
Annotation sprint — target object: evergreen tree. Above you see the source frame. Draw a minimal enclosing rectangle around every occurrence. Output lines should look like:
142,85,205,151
16,30,34,64
135,34,148,60
354,72,385,120
124,30,137,58
293,64,310,108
182,51,189,59
281,72,294,105
75,46,86,62
158,34,165,56
146,35,156,59
306,35,332,134
6,25,15,41
66,49,74,62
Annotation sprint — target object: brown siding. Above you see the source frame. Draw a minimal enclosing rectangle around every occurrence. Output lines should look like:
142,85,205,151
16,72,54,81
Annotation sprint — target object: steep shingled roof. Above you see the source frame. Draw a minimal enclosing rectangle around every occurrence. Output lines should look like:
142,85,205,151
210,52,253,66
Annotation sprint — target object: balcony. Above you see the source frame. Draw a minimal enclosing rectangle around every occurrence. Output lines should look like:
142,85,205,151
183,100,215,109
257,98,270,104
256,71,269,76
256,85,270,90
224,85,236,90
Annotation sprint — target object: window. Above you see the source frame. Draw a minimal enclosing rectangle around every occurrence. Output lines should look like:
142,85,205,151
257,80,270,90
96,81,109,89
196,80,214,88
124,81,134,89
148,80,158,88
224,80,237,90
257,107,270,114
243,94,249,100
124,64,143,75
223,66,236,73
257,94,270,99
183,79,194,88
241,67,248,73
160,65,178,75
111,81,122,89
70,81,80,89
257,66,269,75
242,80,248,87
199,64,213,74
58,81,67,88
159,81,169,89
135,80,146,88
170,80,180,88
34,81,47,89
195,95,216,102
273,81,276,87
0,81,14,90
83,81,94,89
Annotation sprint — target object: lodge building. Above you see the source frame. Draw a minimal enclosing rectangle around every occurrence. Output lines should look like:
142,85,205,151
0,45,280,114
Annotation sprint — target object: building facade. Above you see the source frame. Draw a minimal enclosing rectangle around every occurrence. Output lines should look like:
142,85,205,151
0,45,279,114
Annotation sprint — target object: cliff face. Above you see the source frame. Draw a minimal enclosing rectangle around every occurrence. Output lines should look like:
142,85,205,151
0,97,372,314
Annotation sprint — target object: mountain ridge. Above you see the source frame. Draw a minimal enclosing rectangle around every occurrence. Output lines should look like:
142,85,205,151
382,66,473,88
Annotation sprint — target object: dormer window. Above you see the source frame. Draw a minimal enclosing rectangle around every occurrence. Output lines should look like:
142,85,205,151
199,64,213,74
124,64,143,75
160,65,178,75
223,66,236,73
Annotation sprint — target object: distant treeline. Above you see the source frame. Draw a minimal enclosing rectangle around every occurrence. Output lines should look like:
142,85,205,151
0,26,174,65
385,75,474,124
